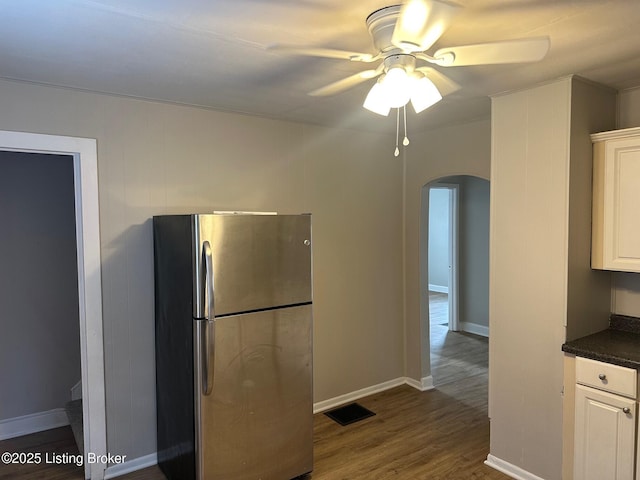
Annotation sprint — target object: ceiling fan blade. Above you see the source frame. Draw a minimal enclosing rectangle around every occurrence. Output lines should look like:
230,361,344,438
266,44,375,62
391,0,461,53
309,69,382,96
415,67,461,96
433,37,550,66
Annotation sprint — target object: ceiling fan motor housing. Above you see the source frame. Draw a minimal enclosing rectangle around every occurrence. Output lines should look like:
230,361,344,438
366,5,403,53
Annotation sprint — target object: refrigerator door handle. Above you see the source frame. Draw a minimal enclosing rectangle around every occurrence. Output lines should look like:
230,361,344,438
202,241,215,396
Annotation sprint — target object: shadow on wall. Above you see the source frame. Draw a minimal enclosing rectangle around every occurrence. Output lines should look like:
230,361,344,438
614,272,640,316
100,215,157,459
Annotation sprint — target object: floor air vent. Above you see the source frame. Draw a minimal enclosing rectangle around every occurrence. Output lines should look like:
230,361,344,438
324,402,375,426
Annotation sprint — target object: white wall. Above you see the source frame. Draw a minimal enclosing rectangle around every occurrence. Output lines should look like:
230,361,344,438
428,188,450,291
457,176,490,329
0,78,404,461
0,151,81,420
490,78,572,480
489,76,616,480
565,78,616,341
612,87,640,316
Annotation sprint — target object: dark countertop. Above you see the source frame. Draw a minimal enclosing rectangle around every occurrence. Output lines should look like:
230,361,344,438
562,315,640,370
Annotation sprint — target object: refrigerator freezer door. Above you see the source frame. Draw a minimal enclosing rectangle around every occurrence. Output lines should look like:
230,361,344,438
193,214,312,317
196,304,313,480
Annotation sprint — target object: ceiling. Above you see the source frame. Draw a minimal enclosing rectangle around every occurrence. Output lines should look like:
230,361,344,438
1,0,640,134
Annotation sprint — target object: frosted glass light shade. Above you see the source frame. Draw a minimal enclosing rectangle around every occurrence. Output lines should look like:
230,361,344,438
363,82,391,116
383,67,412,108
410,76,442,113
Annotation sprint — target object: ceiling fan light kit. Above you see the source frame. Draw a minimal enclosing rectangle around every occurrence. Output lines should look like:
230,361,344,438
362,58,443,116
269,0,550,155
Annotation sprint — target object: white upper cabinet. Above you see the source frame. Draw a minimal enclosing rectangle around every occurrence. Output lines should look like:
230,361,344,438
592,127,640,272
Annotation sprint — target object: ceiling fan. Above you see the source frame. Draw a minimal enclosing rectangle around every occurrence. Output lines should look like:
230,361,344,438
269,0,550,117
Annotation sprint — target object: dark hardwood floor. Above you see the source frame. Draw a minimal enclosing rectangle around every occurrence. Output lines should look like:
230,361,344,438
1,378,506,480
429,291,489,387
1,294,503,479
0,426,84,480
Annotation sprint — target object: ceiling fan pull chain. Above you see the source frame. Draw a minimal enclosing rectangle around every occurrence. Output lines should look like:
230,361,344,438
403,105,410,147
394,108,400,157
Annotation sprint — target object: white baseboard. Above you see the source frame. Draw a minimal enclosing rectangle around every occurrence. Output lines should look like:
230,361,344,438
313,376,434,414
70,380,83,401
0,408,69,441
460,321,489,337
104,452,157,479
404,375,434,392
484,454,546,480
428,284,449,294
313,378,406,413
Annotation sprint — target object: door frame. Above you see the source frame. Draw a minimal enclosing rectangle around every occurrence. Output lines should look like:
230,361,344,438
447,184,459,331
428,183,459,331
0,130,106,480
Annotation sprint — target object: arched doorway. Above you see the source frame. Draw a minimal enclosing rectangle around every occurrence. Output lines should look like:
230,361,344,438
421,175,490,387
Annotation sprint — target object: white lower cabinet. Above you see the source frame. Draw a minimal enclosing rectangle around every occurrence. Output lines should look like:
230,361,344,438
573,357,638,479
574,385,636,480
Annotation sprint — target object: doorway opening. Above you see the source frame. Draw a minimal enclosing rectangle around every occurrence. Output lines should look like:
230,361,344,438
0,130,106,480
0,151,84,453
427,184,458,332
423,176,490,387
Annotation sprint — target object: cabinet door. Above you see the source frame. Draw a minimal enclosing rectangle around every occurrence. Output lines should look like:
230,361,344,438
574,384,636,480
593,134,640,272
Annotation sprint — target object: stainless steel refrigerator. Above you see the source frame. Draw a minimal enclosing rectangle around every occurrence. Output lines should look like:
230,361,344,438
153,213,313,480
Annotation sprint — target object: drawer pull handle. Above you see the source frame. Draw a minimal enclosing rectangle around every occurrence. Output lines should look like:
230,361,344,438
623,407,631,415
598,373,607,381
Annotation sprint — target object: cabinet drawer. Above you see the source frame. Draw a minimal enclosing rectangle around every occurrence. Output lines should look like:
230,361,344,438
576,357,637,398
